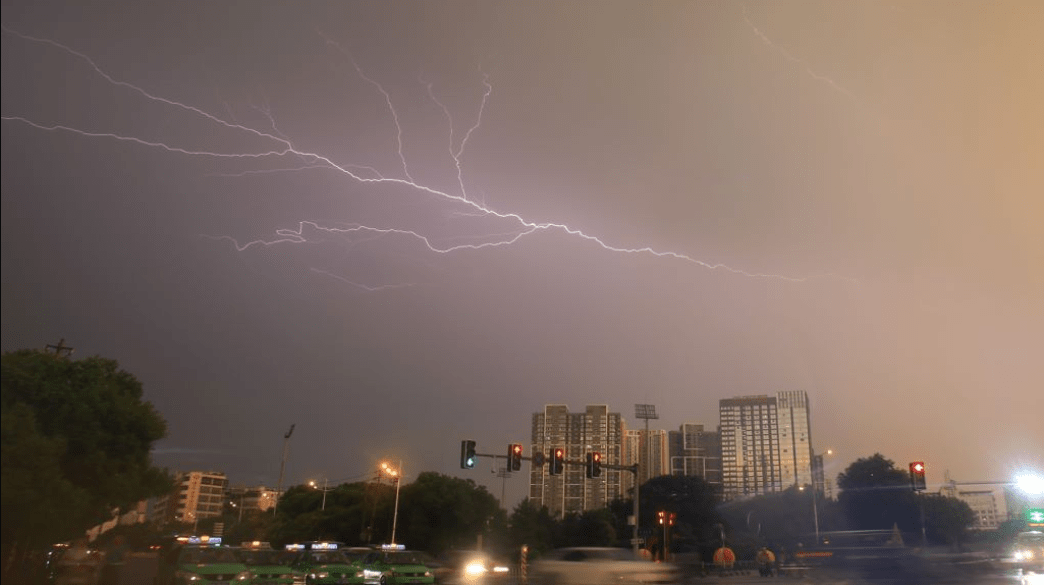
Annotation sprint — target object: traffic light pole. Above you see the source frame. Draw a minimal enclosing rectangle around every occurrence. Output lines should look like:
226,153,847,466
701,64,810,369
598,462,641,554
461,442,642,554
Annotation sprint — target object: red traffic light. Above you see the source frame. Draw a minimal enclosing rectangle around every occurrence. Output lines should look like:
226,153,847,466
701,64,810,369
508,443,523,471
909,461,927,491
550,448,565,475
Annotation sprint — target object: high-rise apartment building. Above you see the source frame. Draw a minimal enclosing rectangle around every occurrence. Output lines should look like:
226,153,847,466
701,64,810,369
621,428,669,496
530,404,625,518
229,485,279,515
668,423,723,489
175,471,229,523
777,390,813,488
719,391,814,500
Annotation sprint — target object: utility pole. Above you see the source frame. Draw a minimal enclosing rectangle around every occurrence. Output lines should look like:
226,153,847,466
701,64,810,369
496,464,511,506
274,424,295,513
390,460,402,546
45,338,74,356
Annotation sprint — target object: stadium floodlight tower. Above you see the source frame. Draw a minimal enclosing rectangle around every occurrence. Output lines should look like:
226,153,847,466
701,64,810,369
634,404,659,484
634,404,659,555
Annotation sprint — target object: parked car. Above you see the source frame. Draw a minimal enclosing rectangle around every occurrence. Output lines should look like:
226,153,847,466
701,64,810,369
287,541,367,585
529,547,681,585
155,542,252,585
235,542,298,585
360,545,434,584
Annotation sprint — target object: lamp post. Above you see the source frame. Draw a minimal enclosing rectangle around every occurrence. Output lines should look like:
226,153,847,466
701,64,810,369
309,478,332,511
634,404,658,555
382,461,403,546
799,484,820,544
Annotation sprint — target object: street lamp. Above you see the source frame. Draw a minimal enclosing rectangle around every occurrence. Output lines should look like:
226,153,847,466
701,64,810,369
381,461,403,546
1015,472,1044,495
309,478,332,510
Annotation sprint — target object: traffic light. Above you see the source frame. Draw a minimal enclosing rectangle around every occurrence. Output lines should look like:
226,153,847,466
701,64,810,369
586,452,602,478
549,447,565,475
461,440,477,469
508,443,523,472
909,461,926,491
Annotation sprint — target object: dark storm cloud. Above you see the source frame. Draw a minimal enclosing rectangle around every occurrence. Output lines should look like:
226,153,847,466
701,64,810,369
3,0,1041,506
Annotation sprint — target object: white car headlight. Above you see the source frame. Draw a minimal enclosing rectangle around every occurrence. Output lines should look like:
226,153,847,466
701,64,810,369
464,562,488,576
235,571,251,581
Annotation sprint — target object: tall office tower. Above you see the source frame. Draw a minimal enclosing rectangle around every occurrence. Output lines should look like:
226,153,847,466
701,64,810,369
719,391,814,500
530,404,625,517
668,423,723,490
777,390,814,488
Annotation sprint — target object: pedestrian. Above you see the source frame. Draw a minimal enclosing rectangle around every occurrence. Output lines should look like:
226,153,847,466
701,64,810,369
756,546,776,577
99,536,127,585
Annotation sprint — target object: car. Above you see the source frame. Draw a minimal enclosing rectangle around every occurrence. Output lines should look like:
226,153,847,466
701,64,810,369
288,542,367,585
49,541,103,585
155,541,252,585
236,542,299,585
1013,531,1044,572
528,547,682,585
431,550,512,584
360,545,435,584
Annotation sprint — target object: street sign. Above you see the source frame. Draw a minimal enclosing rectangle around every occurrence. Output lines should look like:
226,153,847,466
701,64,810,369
1028,508,1044,527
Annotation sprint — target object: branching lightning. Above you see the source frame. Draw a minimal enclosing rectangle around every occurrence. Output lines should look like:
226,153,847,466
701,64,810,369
2,25,845,290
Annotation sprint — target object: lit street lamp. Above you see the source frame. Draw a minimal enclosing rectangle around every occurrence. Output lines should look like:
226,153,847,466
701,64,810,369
309,478,333,510
1015,472,1044,495
381,461,403,546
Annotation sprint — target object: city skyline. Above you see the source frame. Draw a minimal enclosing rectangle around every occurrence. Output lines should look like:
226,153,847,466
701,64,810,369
3,0,1041,515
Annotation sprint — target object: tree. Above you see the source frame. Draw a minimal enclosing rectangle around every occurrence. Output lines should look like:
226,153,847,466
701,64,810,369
836,454,919,532
1,349,171,569
555,510,616,548
507,499,555,557
639,475,721,555
393,472,505,554
921,494,975,548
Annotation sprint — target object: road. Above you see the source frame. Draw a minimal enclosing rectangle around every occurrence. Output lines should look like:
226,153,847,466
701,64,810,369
687,565,1044,584
98,552,1044,585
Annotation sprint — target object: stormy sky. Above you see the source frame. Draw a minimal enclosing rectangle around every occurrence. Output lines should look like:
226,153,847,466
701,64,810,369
2,0,1041,508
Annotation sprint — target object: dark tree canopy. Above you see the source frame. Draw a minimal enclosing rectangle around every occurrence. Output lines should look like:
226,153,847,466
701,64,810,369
836,453,974,545
1,349,171,556
836,454,919,532
398,472,506,554
508,499,556,556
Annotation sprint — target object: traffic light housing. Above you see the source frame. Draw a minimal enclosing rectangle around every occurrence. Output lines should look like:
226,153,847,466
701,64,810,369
508,443,523,472
461,440,477,469
586,452,602,478
909,461,926,491
550,447,565,475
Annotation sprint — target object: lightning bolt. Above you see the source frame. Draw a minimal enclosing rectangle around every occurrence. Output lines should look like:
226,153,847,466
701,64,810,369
741,4,859,104
2,25,851,288
424,70,493,201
